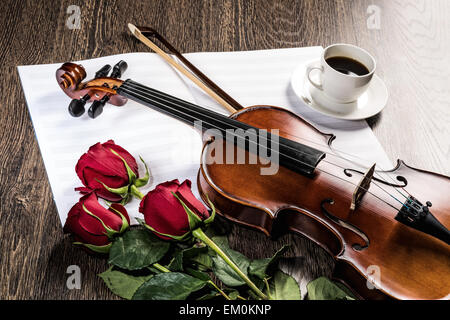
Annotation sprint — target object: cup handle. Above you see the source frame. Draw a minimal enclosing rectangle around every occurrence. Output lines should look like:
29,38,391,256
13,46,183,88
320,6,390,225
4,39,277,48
306,65,323,90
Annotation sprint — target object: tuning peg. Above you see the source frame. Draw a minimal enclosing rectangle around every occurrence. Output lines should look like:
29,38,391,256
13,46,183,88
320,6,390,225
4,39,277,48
68,94,90,117
88,95,109,119
110,60,128,78
95,64,112,78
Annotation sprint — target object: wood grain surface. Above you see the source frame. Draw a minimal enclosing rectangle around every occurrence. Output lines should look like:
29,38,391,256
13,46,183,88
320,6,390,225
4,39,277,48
0,0,448,299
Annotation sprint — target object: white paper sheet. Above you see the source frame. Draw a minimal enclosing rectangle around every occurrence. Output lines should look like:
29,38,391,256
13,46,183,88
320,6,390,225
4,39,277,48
18,47,392,226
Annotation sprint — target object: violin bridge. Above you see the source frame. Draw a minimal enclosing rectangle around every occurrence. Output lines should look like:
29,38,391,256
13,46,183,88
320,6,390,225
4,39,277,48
350,163,376,211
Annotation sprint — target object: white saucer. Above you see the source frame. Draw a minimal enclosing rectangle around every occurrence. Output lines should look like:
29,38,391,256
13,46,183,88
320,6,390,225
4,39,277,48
291,59,388,120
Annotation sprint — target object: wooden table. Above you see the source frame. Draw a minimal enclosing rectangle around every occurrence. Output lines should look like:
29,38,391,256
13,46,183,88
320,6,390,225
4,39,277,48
1,0,448,299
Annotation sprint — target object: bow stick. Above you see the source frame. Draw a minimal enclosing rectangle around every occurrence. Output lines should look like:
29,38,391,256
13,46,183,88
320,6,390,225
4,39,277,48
128,23,243,114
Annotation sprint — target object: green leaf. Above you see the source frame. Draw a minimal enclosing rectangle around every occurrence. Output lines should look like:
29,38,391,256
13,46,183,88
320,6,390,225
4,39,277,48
73,241,112,254
226,289,240,300
207,235,228,252
306,277,355,300
335,281,357,299
108,229,170,270
168,249,184,272
98,268,152,300
249,245,289,280
189,252,213,271
133,156,150,187
185,267,211,282
266,270,301,300
132,272,207,300
168,244,209,272
183,243,208,258
210,236,251,287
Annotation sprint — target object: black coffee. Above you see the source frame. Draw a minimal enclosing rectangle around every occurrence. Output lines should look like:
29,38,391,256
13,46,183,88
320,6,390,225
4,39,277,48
325,56,370,76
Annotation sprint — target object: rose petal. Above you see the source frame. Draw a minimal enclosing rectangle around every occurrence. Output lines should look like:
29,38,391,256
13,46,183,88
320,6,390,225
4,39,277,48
103,141,139,175
74,186,93,195
63,202,82,234
139,181,190,237
93,188,124,202
78,193,124,235
64,202,110,246
83,143,128,177
109,203,130,225
75,142,132,185
176,180,209,220
81,167,128,201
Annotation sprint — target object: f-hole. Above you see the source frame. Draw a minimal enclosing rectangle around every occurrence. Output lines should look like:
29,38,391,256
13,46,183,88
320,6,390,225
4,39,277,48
344,169,407,188
320,198,370,251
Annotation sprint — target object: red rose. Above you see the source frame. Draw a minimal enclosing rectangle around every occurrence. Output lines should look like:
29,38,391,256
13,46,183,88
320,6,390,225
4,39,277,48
75,140,147,202
139,179,212,240
63,192,130,253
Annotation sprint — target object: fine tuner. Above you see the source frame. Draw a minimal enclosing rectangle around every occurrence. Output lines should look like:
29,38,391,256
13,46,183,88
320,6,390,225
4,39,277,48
58,60,128,119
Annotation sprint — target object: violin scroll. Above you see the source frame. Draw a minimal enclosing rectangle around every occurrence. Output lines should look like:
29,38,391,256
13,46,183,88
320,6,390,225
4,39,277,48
56,61,128,118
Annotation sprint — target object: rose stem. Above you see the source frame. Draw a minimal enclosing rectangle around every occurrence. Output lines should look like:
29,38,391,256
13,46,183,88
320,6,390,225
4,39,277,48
152,263,230,300
152,263,170,273
192,228,268,300
206,280,231,300
130,185,145,200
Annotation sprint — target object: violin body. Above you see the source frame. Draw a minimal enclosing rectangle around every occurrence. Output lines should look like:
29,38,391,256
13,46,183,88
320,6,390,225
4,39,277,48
198,105,450,300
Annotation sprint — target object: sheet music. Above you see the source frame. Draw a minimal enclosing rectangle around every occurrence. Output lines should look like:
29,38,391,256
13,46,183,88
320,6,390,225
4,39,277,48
18,47,392,226
18,53,203,225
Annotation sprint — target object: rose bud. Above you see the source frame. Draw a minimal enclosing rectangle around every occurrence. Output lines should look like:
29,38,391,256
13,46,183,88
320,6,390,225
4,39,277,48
63,192,130,253
75,140,149,202
138,179,215,240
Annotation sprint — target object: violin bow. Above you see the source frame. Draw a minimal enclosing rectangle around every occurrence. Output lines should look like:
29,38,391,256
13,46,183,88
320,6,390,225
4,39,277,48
128,23,244,114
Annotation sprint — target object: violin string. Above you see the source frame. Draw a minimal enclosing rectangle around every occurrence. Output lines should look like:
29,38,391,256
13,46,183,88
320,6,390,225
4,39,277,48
119,88,406,221
119,82,406,212
264,132,411,200
123,79,410,201
122,81,351,172
327,150,411,199
282,137,411,201
120,82,407,211
124,80,411,209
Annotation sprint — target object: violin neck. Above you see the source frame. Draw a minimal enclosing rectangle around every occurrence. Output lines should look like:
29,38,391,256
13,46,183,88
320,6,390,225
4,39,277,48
117,79,325,176
118,79,237,129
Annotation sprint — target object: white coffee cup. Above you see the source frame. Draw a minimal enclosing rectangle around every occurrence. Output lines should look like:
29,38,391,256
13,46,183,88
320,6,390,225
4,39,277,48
306,44,376,103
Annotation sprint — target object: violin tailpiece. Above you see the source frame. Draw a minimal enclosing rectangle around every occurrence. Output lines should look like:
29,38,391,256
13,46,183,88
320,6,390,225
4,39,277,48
395,196,450,245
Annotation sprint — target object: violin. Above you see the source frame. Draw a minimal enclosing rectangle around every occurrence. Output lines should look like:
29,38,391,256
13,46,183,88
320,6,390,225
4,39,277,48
56,61,450,300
